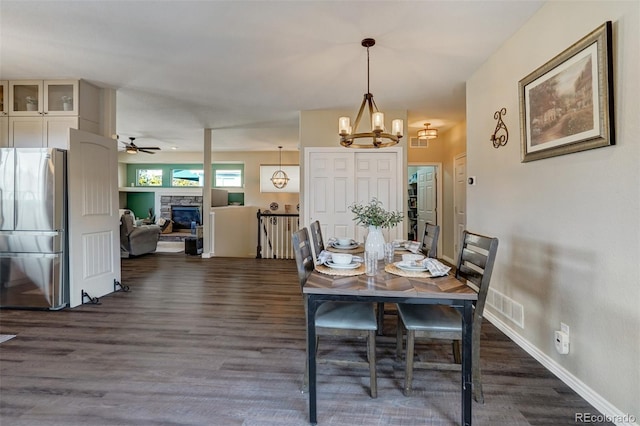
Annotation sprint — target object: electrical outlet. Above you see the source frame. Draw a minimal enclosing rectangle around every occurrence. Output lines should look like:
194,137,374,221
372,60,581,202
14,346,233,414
561,322,570,337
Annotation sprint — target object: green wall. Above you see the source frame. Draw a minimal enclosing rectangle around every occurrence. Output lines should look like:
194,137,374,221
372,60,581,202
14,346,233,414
126,192,155,220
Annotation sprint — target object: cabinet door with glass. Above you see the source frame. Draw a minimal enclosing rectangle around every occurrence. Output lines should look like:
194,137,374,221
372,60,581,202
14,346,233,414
9,80,43,116
0,81,8,117
0,81,7,147
44,80,78,116
9,80,79,117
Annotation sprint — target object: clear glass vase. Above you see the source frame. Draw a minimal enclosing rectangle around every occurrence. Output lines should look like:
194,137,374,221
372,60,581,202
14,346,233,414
365,225,385,260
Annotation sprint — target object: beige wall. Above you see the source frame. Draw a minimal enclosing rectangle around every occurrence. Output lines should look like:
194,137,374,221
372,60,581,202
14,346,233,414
467,0,639,420
408,122,466,260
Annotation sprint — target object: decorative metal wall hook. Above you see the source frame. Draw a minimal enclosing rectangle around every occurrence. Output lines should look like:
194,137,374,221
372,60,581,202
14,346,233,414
490,107,509,148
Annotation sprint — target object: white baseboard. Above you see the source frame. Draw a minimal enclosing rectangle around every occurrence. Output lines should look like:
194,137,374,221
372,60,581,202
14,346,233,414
485,311,638,426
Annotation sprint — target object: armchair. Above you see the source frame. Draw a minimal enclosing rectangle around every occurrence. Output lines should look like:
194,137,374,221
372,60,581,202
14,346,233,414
120,210,161,257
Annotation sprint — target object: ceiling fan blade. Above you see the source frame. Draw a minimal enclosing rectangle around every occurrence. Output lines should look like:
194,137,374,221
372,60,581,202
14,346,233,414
137,146,161,150
138,149,156,154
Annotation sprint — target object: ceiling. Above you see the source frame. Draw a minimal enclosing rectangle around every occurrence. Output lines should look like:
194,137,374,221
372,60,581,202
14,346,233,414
1,1,544,152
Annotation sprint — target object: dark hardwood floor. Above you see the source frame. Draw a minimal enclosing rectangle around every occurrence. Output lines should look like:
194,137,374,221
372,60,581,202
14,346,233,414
0,253,611,425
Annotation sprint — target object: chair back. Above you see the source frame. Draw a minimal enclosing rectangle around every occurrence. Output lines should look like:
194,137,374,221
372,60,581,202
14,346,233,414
420,223,440,258
292,228,315,290
309,220,325,261
455,231,499,324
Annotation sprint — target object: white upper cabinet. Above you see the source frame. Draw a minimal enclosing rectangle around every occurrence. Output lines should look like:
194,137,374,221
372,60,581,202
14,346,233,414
6,79,102,148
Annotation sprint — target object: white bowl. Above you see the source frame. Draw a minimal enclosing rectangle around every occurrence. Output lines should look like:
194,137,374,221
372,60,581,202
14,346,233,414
331,253,353,265
336,238,353,246
402,253,425,263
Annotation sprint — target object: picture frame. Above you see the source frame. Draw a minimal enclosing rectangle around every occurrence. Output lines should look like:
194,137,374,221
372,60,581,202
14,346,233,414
519,21,614,162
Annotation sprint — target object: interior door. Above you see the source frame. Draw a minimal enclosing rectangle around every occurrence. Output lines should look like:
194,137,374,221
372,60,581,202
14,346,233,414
306,150,355,239
453,154,467,258
416,166,436,240
67,129,120,307
304,148,402,243
354,152,401,242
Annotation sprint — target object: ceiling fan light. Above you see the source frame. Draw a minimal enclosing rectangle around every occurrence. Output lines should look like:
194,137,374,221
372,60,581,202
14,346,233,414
126,146,137,154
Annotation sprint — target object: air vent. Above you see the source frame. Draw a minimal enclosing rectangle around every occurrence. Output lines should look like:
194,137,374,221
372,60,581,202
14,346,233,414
410,137,428,148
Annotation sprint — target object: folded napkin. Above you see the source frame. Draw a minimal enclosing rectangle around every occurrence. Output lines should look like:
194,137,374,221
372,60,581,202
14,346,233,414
420,258,451,277
404,241,421,253
392,239,407,248
317,250,332,264
317,250,362,264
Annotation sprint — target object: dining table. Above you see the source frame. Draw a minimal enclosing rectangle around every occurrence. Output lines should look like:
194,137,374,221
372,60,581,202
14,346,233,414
303,256,478,426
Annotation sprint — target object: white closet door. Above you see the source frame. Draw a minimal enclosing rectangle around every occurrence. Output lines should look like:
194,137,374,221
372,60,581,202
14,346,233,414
305,148,403,243
306,150,355,239
354,152,401,242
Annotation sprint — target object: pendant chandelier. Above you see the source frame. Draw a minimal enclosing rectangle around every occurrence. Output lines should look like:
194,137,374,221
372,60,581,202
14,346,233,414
271,146,289,189
417,122,438,140
338,38,403,149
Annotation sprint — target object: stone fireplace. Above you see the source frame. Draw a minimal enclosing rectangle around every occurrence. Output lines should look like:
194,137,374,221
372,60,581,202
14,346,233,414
160,195,203,229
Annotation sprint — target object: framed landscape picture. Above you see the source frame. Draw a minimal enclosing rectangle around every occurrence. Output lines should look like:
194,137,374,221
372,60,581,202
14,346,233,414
519,21,614,162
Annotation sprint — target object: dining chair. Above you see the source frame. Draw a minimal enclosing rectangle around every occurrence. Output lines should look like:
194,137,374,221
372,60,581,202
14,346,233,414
292,228,378,398
420,222,440,258
383,224,442,328
396,230,498,403
309,220,325,262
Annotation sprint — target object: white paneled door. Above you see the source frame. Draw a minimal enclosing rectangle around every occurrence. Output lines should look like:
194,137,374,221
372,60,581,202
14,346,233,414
454,154,467,258
68,129,120,307
417,166,437,241
305,148,403,243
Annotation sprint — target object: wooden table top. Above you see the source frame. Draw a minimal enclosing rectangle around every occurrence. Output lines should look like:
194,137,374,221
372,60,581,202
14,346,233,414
304,266,478,301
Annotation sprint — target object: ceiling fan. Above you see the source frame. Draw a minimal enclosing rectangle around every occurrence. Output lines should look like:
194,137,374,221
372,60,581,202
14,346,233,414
119,136,161,154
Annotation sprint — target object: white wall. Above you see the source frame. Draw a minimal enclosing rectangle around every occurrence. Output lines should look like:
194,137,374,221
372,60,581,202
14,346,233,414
467,1,639,422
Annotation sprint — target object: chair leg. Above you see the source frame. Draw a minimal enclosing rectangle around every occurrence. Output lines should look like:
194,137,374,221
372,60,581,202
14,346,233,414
403,329,416,396
452,340,462,364
472,326,484,403
376,302,385,335
367,330,377,398
396,319,404,360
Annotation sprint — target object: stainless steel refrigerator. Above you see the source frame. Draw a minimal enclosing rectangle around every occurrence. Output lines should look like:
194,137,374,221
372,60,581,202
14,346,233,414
0,148,69,309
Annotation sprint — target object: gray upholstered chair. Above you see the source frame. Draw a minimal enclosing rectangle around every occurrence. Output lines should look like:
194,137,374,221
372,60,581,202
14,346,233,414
292,228,378,398
120,210,161,257
420,223,440,258
396,230,498,403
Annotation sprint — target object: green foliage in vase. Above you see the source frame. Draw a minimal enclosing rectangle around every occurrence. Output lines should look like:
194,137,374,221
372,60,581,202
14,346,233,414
350,198,403,228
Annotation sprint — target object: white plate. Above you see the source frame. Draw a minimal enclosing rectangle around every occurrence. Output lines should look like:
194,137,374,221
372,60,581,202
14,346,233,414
325,261,361,270
395,261,428,272
331,242,359,249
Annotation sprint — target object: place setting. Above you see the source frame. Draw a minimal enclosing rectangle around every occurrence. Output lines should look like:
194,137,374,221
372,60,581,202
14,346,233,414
326,237,364,253
315,251,365,276
384,252,452,278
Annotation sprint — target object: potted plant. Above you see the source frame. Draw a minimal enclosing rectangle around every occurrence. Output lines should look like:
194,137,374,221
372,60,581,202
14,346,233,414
25,96,38,111
61,95,73,111
350,198,403,259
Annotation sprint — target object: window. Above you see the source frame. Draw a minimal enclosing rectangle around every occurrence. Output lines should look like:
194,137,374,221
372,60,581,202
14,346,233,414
172,169,203,187
215,169,242,187
137,169,163,186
